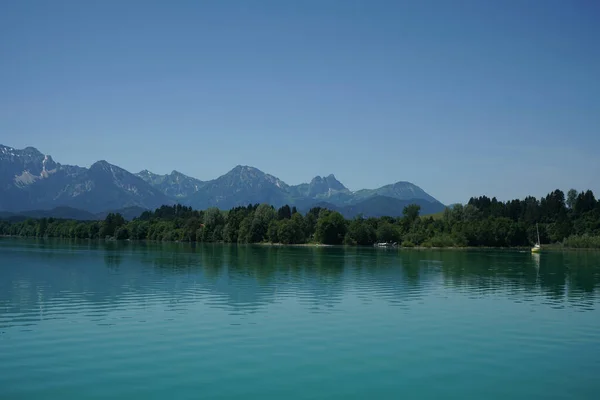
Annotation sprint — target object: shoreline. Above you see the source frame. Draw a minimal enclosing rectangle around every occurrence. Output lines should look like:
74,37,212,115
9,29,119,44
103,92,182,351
254,242,334,248
2,235,599,251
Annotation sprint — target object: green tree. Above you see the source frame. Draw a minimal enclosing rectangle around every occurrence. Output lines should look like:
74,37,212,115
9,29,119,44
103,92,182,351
277,205,292,220
276,220,294,244
303,207,322,240
2,187,600,249
275,214,305,244
237,216,253,243
315,211,347,245
403,204,421,223
36,218,48,237
267,220,280,243
100,213,125,238
183,217,201,241
88,222,100,239
129,220,148,240
346,218,377,245
223,207,248,243
248,204,276,243
567,189,578,210
114,226,129,240
376,221,400,243
574,190,597,215
200,207,225,242
290,212,306,241
74,223,88,239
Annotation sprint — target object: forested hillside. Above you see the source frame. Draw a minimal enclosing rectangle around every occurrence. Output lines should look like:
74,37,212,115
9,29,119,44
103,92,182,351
1,189,599,248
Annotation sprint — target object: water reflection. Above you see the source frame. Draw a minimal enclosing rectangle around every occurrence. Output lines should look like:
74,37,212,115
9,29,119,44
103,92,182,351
1,239,600,325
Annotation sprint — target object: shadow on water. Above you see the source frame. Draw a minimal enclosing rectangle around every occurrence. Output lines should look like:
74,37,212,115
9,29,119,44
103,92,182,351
1,238,600,321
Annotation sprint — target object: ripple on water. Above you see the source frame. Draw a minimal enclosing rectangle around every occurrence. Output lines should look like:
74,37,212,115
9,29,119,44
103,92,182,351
1,243,599,399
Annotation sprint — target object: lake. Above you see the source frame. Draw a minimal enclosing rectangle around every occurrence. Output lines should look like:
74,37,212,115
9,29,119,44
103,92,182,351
1,238,599,399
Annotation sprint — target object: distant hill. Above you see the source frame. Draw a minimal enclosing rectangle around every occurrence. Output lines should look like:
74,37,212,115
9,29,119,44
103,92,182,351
353,181,440,204
0,206,96,221
305,195,444,219
94,206,149,221
1,144,446,217
0,206,148,222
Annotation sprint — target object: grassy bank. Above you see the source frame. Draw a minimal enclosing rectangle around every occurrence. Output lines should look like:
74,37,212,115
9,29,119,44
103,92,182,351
561,234,600,249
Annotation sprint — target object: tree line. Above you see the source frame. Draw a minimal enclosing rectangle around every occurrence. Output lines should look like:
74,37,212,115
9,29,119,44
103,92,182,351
1,189,599,248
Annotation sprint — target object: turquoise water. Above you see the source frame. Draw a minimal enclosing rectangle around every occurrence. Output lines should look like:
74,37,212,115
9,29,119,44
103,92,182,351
1,239,599,399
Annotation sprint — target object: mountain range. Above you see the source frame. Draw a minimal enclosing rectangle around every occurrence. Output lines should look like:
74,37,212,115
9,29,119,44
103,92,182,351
0,144,446,219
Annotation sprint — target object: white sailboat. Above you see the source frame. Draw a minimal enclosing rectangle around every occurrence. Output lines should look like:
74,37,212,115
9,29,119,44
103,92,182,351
531,223,541,253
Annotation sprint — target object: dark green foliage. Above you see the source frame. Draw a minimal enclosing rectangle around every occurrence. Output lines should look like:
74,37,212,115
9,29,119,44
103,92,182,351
423,234,456,248
99,213,125,238
237,216,252,243
268,213,307,245
315,210,347,245
248,204,276,243
566,189,577,210
114,226,129,240
199,207,225,242
345,218,377,245
403,204,421,223
574,190,596,215
223,206,250,243
376,221,400,243
277,217,305,244
277,205,292,220
562,234,600,249
2,189,600,248
303,207,322,241
267,220,280,243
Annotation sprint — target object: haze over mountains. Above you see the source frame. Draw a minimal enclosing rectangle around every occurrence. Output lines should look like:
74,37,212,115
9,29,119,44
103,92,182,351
0,144,446,219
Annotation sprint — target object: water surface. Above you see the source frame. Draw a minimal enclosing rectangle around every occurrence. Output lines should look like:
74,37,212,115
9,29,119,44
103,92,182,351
1,239,599,399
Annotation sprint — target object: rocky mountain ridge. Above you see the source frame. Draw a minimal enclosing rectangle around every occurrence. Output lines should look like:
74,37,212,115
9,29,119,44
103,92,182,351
0,144,446,218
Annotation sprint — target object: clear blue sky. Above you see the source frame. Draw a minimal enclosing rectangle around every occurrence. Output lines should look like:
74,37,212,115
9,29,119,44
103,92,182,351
1,0,599,205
